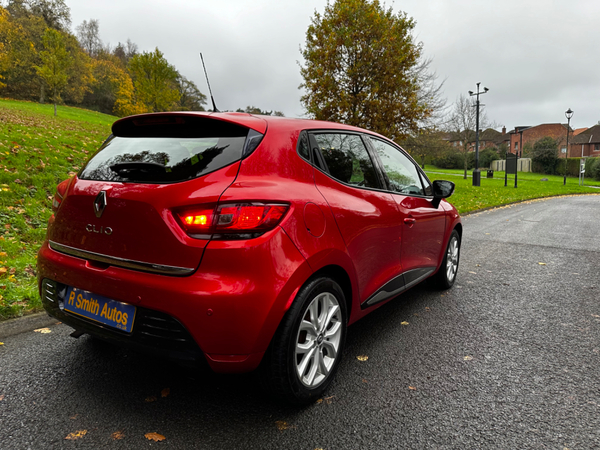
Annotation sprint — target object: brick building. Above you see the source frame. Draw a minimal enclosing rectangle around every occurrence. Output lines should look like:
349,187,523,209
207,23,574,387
509,123,571,156
568,124,600,158
445,127,508,152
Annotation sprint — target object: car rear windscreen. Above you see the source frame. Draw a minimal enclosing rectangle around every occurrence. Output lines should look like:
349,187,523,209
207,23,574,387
79,117,251,184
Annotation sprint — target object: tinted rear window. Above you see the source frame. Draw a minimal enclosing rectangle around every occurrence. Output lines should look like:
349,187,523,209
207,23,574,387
79,117,250,183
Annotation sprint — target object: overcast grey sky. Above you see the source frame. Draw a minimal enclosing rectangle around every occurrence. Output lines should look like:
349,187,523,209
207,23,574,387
67,0,600,131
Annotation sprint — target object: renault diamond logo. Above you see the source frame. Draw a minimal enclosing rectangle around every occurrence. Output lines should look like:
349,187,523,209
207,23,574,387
93,190,107,218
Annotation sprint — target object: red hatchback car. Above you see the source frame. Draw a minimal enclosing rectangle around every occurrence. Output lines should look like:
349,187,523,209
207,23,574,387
38,112,461,404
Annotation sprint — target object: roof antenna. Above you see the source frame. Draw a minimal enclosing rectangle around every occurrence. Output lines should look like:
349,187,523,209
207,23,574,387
199,53,219,112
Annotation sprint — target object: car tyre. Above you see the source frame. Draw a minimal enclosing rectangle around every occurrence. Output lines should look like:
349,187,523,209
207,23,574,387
261,277,347,405
431,229,460,290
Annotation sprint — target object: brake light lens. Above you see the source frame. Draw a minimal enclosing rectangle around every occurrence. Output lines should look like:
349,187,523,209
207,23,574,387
176,203,289,239
52,179,70,213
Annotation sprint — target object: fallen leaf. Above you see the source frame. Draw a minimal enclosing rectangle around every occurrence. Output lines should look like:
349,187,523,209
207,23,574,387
322,395,335,404
400,321,409,325
0,395,4,401
468,271,477,274
0,268,6,275
538,262,547,265
362,378,368,383
111,431,125,440
145,396,157,403
161,388,170,398
408,386,417,390
0,342,3,346
464,356,473,361
425,307,431,311
275,421,290,431
591,315,600,318
69,414,78,420
65,430,87,440
357,355,368,361
145,432,165,442
0,252,6,257
34,328,51,334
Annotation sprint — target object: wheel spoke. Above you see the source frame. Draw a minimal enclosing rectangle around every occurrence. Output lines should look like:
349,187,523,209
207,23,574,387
297,346,316,379
323,320,341,339
317,349,331,377
322,303,339,333
305,347,321,385
322,339,337,359
299,318,318,337
308,300,320,329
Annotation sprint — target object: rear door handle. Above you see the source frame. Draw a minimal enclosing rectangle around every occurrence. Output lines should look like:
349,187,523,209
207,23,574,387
404,218,416,225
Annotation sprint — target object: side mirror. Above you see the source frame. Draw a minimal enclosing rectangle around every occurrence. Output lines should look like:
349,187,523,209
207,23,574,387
432,180,455,208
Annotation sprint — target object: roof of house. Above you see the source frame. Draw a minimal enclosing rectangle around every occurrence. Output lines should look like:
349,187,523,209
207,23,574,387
571,124,600,144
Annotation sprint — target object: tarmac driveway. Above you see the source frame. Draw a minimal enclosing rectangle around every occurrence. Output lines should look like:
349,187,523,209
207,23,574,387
1,194,599,449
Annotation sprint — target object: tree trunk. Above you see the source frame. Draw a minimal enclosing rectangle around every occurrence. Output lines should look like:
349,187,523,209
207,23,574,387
463,148,468,179
53,102,57,116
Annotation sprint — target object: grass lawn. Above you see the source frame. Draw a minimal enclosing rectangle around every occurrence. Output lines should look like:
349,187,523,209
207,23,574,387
0,99,115,319
423,165,600,213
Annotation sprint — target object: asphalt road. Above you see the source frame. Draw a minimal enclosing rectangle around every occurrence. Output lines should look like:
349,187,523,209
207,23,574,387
1,195,600,449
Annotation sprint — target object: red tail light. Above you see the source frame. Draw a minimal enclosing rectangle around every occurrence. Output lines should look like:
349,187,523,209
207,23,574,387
176,203,289,239
52,179,70,213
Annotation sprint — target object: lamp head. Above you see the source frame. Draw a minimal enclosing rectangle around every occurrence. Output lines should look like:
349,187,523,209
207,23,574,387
484,87,489,93
565,108,574,120
468,91,473,96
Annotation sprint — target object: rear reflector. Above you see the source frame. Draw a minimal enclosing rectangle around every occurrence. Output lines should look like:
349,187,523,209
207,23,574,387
52,179,70,213
175,203,289,239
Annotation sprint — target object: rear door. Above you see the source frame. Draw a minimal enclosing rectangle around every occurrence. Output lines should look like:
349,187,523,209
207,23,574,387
309,132,404,304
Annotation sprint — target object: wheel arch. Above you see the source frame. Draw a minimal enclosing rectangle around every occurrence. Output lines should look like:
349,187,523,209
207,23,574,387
309,264,353,323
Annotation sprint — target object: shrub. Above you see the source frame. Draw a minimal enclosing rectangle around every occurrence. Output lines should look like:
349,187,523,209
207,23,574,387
590,158,600,181
479,148,501,168
433,151,466,170
531,137,559,174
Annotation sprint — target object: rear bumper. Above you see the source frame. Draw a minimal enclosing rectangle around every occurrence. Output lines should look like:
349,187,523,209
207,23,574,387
38,226,311,373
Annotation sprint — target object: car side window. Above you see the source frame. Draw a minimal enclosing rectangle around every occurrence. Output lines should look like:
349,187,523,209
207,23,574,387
312,133,380,188
419,171,433,196
368,137,425,196
297,131,311,162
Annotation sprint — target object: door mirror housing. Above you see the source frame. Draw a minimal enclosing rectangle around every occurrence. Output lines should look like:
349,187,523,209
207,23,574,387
432,180,455,208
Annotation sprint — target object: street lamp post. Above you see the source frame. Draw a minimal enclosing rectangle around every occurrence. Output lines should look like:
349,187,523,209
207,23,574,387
564,108,573,185
469,83,489,187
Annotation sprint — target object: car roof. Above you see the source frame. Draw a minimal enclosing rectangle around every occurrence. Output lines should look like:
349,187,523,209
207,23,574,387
113,111,386,140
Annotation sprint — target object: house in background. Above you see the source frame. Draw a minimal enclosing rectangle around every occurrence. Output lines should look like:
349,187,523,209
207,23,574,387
508,123,571,156
444,127,509,152
568,124,600,158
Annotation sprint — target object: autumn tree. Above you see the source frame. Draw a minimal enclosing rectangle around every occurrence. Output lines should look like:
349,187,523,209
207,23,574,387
402,127,451,169
76,18,102,57
446,94,490,179
128,48,180,112
176,75,206,111
0,7,25,89
235,106,284,116
35,27,72,116
113,39,138,67
300,0,434,141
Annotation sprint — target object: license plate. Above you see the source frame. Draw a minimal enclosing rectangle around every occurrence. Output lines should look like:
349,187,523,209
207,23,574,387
64,287,136,333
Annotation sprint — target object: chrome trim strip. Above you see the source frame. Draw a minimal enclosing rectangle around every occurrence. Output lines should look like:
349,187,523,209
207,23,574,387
49,241,195,276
